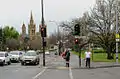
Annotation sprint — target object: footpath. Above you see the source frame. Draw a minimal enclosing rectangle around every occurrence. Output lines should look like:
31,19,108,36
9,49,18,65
37,53,120,79
70,53,120,69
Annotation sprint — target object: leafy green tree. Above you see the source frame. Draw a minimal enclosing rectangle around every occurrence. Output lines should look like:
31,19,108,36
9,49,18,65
2,26,19,50
3,26,19,39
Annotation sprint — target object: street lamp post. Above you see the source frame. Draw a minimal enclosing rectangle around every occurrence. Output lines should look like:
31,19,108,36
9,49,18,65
49,21,61,55
41,0,45,66
116,0,119,64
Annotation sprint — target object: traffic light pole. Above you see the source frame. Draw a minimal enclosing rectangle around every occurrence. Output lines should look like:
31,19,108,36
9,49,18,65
78,45,81,68
41,0,45,66
74,24,81,68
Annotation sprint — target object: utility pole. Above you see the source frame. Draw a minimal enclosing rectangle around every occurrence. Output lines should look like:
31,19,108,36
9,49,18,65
58,25,60,55
41,0,45,66
116,0,119,64
49,21,60,55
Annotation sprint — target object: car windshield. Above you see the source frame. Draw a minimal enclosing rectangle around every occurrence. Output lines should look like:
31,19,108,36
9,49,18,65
0,53,5,57
24,52,37,56
10,51,19,55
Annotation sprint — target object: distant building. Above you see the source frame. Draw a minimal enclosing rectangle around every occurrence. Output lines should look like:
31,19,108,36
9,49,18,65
21,11,41,41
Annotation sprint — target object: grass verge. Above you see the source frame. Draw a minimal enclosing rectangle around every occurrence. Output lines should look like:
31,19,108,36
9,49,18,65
72,51,120,62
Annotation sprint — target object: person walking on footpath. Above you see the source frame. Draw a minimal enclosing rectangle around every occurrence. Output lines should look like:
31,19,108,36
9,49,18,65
65,49,70,67
85,49,91,68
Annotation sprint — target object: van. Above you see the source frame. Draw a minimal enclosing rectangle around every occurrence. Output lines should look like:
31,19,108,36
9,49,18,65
0,51,11,66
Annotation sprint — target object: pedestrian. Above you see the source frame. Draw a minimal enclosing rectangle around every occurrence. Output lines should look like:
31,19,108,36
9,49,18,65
85,49,91,68
65,49,70,67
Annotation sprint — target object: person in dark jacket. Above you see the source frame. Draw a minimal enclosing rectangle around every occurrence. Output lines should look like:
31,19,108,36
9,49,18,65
65,49,70,67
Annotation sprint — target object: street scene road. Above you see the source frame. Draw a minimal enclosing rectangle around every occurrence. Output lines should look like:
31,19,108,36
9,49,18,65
0,0,120,79
0,51,57,79
0,51,120,79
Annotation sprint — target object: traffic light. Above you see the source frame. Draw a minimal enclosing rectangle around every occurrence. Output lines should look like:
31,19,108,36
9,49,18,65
40,25,47,37
74,38,79,44
74,24,80,35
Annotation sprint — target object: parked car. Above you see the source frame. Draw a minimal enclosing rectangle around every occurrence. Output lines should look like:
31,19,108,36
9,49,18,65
19,51,25,61
45,51,50,55
0,51,11,66
9,51,24,62
21,50,40,65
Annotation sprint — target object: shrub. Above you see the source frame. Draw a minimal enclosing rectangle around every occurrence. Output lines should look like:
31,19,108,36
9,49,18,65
93,49,105,53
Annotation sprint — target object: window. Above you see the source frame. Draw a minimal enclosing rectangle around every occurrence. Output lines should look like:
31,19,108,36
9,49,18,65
5,53,8,57
32,30,34,34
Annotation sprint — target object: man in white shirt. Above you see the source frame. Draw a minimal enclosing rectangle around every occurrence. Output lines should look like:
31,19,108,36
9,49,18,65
85,49,91,68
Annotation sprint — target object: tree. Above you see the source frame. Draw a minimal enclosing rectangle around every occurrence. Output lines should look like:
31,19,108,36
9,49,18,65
2,26,19,50
59,13,90,49
87,0,116,59
6,38,20,50
3,26,19,39
48,32,57,45
29,38,42,50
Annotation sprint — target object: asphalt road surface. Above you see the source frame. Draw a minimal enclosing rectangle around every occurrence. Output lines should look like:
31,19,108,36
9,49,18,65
0,51,57,79
0,51,120,79
0,63,43,79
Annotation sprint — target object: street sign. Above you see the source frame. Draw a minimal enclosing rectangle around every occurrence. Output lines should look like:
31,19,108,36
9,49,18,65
116,34,119,39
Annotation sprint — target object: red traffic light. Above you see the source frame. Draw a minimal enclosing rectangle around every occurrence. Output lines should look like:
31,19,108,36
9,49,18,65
40,26,47,37
75,39,78,42
74,38,79,44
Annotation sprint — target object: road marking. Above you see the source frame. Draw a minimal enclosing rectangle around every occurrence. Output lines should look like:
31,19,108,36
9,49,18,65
32,67,47,79
69,67,73,79
57,66,69,69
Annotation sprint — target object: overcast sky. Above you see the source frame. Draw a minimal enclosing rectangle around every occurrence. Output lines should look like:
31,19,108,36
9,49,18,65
0,0,96,35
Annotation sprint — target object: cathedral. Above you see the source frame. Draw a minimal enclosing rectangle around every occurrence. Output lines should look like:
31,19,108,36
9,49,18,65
21,11,41,41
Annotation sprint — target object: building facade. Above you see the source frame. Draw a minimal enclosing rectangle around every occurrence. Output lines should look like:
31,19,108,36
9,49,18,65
21,11,41,41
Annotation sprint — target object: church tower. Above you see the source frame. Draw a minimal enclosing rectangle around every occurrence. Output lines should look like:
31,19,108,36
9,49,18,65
28,11,36,40
22,22,26,35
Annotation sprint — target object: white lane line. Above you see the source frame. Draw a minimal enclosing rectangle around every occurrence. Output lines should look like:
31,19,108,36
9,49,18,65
32,67,47,79
69,67,73,79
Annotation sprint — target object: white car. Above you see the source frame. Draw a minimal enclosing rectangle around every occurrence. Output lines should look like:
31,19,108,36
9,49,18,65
9,51,23,62
0,51,11,66
45,51,50,55
21,50,40,65
19,51,25,61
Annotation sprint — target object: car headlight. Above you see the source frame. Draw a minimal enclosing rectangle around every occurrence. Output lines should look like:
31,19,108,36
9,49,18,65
0,59,5,62
0,59,3,62
32,58,37,61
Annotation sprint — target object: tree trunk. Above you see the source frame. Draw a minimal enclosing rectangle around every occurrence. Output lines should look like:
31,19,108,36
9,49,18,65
107,47,113,59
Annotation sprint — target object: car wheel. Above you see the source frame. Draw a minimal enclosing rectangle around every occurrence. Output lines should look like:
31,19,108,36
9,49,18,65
34,62,37,65
8,61,11,65
2,61,5,66
37,61,39,65
21,62,24,65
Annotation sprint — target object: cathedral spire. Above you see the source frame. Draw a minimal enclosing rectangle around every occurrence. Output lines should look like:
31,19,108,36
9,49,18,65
30,11,34,24
30,11,33,20
22,22,25,26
